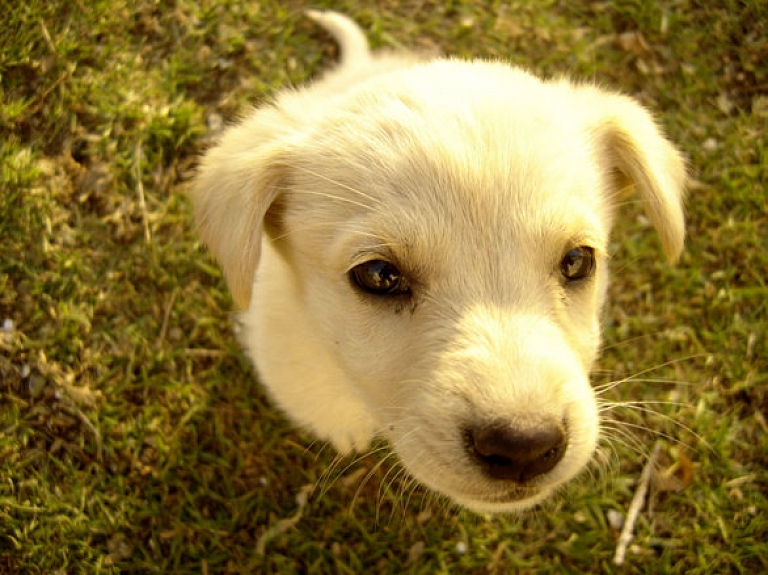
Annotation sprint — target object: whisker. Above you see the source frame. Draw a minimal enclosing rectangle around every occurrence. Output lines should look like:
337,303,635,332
588,444,622,480
349,449,396,515
598,333,656,352
374,455,408,522
315,453,351,498
603,419,693,451
288,163,385,207
316,442,390,499
599,422,653,458
593,354,708,395
268,221,403,253
594,378,699,394
598,399,691,412
399,461,425,518
388,463,418,524
284,187,381,213
601,402,709,449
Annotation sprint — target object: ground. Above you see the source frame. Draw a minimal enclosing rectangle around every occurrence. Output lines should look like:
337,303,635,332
1,0,766,573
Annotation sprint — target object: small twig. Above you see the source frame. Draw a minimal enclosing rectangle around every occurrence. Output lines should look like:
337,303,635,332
156,287,179,348
614,441,662,566
255,484,313,555
57,398,103,463
38,17,57,54
184,348,227,357
134,140,152,245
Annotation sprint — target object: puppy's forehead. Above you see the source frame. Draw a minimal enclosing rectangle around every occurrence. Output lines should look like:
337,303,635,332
283,63,615,284
297,86,608,240
301,67,607,204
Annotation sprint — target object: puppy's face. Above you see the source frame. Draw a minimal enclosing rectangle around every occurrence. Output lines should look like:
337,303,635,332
193,62,685,513
271,91,606,511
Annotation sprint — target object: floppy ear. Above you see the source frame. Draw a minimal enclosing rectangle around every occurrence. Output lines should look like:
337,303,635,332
191,128,289,310
587,91,687,262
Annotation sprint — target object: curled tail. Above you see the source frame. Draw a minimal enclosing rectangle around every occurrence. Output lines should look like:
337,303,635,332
305,10,371,68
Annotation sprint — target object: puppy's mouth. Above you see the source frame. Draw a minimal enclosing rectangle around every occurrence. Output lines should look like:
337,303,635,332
469,485,543,503
449,481,554,513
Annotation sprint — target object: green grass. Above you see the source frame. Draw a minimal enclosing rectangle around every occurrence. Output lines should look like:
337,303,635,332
1,0,766,573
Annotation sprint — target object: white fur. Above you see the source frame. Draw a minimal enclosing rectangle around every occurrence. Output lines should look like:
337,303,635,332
192,11,686,513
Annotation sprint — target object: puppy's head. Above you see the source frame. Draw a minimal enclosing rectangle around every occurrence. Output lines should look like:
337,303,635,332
192,61,685,513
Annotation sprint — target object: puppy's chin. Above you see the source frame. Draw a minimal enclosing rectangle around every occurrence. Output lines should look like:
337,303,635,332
452,486,554,514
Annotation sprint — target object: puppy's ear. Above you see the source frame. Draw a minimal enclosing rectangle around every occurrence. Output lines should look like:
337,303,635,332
588,91,687,262
191,135,288,309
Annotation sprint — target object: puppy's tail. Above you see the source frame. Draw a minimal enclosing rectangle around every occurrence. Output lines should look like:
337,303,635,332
306,9,371,68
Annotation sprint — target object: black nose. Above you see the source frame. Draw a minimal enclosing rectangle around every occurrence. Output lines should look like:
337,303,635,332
465,421,566,483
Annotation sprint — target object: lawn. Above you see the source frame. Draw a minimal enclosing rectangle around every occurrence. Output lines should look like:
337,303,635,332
1,0,766,573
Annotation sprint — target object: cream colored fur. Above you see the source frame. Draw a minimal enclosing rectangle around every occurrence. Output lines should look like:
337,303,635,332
192,10,686,513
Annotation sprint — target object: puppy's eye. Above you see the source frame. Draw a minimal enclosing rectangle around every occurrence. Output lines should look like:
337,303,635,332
560,247,595,281
350,260,410,295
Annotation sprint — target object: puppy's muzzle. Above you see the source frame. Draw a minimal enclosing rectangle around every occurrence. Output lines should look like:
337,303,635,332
388,310,599,512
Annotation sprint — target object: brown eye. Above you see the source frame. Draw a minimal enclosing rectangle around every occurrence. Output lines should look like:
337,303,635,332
560,247,595,281
350,260,410,295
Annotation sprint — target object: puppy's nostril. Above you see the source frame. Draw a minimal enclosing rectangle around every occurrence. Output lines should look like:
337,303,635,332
467,421,566,483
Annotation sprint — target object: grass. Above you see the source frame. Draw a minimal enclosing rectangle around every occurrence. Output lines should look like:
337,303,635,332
1,0,766,573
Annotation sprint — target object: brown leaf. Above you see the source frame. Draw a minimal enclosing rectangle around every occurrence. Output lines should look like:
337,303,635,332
653,449,695,492
618,31,652,57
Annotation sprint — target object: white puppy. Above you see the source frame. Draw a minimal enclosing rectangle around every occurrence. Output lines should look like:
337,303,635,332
192,11,685,513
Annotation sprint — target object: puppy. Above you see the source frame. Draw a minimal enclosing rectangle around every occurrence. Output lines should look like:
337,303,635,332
192,11,685,513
